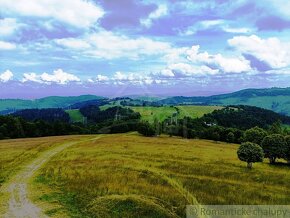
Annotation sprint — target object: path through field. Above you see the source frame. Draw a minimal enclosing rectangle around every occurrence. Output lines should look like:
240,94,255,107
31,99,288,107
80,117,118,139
1,137,98,218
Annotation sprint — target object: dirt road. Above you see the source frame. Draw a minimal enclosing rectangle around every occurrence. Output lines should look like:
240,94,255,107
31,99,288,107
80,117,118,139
1,139,91,218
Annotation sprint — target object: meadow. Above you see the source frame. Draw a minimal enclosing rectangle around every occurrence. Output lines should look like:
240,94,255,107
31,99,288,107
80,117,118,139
66,104,224,124
66,109,85,123
24,134,290,217
129,106,177,123
176,105,223,119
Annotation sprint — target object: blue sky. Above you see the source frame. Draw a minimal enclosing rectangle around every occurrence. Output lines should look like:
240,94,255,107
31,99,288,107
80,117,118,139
0,0,290,98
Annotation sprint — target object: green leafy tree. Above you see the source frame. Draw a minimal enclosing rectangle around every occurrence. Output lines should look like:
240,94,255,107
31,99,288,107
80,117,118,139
237,142,264,168
243,127,267,145
269,120,283,134
261,134,287,164
285,135,290,162
138,122,156,137
226,132,235,143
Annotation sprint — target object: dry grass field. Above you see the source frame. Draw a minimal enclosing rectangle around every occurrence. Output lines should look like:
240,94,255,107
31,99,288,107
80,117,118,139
18,133,290,217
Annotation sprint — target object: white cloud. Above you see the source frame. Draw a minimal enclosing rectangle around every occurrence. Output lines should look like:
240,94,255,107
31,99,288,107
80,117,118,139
96,74,109,82
0,70,13,82
0,40,16,50
55,38,91,50
141,4,168,28
186,45,251,73
158,63,219,78
228,35,290,69
56,31,172,59
0,18,22,37
22,69,80,84
183,19,252,35
0,0,104,28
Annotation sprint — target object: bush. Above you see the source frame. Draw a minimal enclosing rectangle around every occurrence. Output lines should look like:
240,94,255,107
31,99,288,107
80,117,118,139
261,134,287,164
237,142,264,168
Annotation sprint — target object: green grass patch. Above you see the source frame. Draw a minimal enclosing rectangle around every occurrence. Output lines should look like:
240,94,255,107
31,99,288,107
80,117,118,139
130,106,177,123
176,105,224,119
66,109,84,123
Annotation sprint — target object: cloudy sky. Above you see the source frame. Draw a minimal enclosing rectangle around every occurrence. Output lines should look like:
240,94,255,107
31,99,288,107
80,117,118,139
0,0,290,98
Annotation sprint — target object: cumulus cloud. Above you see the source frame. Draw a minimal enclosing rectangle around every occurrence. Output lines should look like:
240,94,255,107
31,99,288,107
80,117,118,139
22,69,80,84
141,4,168,28
158,63,219,78
228,35,290,69
0,0,104,28
0,70,13,82
0,40,16,50
96,74,109,82
55,31,172,59
186,45,251,73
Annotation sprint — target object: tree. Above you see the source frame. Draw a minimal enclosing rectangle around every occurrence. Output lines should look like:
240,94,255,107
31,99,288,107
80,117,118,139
226,132,235,143
237,142,264,168
269,120,283,134
243,127,267,145
285,135,290,162
138,122,155,137
261,134,287,164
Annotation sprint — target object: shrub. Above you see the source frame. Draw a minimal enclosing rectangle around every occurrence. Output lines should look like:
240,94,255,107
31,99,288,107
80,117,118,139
261,134,287,164
237,142,264,168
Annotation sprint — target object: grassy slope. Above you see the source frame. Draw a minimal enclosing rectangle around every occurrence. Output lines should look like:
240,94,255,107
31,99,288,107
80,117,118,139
99,105,223,123
176,105,223,119
27,134,290,217
218,96,290,115
66,110,84,123
130,106,177,123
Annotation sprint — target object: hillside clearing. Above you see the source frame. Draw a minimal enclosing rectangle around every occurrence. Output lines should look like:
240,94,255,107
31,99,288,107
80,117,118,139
66,110,84,123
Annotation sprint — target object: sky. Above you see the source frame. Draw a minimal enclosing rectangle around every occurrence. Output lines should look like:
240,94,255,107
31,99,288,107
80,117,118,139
0,0,290,98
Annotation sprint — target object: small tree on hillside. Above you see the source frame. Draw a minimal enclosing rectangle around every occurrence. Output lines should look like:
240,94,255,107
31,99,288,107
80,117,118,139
285,135,290,162
237,142,264,169
243,127,267,145
261,134,287,164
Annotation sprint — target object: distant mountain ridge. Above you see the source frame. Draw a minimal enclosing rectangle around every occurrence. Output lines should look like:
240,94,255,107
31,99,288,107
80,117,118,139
0,95,104,114
158,87,290,115
1,87,290,116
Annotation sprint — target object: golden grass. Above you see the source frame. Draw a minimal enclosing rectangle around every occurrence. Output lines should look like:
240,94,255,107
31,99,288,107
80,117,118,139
28,133,290,217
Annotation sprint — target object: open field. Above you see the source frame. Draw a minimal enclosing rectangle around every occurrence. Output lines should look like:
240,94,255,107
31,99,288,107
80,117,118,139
66,109,84,123
1,134,284,217
130,106,177,123
176,105,223,119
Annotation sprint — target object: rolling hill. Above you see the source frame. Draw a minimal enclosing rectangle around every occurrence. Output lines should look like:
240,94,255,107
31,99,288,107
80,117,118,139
0,95,104,114
158,87,290,115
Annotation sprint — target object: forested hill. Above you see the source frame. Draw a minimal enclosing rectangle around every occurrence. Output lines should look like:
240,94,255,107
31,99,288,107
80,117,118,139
158,87,290,116
0,95,104,114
